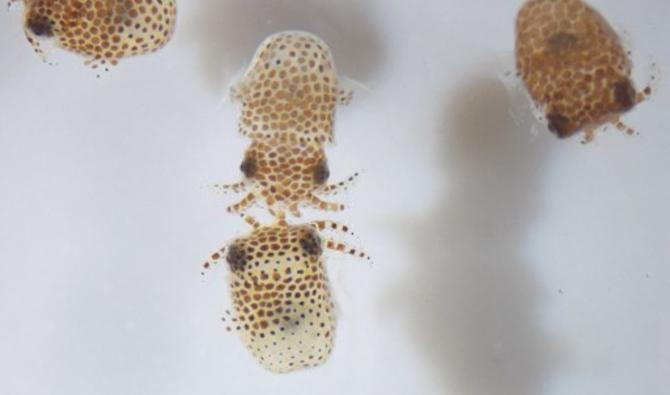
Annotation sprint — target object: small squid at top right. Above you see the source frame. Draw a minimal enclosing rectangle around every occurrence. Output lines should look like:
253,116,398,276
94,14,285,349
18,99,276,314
515,0,652,142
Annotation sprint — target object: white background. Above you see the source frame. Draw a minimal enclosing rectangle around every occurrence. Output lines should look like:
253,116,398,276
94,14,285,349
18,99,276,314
1,1,669,394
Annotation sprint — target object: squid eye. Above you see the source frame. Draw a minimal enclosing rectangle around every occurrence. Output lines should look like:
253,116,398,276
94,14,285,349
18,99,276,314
226,244,247,272
546,113,571,138
27,15,54,37
299,232,322,257
313,161,329,184
240,158,257,179
613,79,636,113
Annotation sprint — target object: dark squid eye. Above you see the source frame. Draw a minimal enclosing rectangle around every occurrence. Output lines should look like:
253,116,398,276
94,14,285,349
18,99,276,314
613,79,636,113
27,15,54,37
299,232,322,256
313,161,329,184
226,244,247,272
240,158,257,179
546,112,572,138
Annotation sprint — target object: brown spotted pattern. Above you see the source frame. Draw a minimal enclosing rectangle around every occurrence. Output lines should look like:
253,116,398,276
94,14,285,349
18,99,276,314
206,32,367,373
207,219,369,374
516,0,645,141
234,31,352,145
18,0,176,68
204,217,368,373
217,139,358,217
